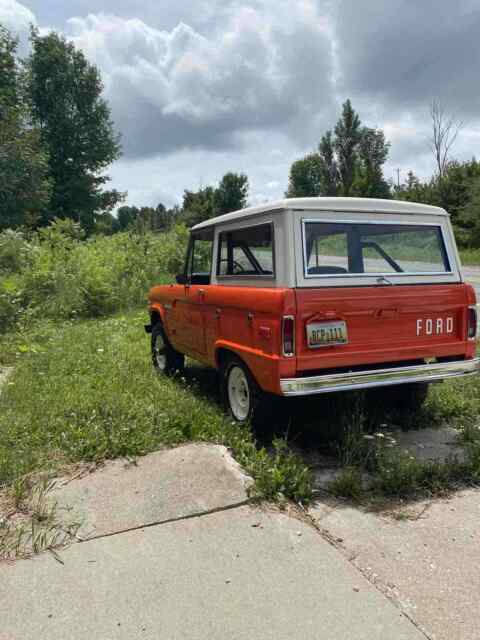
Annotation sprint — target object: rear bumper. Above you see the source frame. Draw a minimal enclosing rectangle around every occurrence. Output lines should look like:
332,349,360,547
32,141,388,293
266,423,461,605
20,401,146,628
280,358,480,397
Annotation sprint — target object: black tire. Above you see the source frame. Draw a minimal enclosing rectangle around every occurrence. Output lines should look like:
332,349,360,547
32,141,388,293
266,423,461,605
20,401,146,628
367,382,429,414
220,355,267,425
151,323,184,376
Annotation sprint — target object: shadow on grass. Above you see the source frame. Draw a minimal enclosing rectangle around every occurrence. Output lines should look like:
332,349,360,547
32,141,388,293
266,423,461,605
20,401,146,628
181,361,435,452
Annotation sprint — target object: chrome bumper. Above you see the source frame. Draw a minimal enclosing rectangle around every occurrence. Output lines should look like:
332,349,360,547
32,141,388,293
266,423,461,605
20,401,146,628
280,358,480,397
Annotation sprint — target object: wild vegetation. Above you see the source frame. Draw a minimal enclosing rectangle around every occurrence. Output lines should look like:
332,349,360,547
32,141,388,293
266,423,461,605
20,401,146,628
2,18,480,553
0,220,188,334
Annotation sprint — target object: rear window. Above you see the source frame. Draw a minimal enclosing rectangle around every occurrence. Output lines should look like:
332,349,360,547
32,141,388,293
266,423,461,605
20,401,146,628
303,221,450,277
217,224,274,276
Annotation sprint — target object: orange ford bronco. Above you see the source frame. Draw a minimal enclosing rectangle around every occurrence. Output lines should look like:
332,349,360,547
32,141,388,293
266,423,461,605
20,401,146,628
146,197,479,423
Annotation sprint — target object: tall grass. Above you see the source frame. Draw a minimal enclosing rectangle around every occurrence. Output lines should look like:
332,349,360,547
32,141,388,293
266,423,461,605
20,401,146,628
0,220,188,333
0,313,313,505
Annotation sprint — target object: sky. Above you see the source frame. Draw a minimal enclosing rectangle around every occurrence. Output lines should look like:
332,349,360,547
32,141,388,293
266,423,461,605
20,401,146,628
2,0,480,208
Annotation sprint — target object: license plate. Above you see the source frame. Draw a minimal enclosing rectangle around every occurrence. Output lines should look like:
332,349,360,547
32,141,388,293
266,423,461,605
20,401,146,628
306,321,348,348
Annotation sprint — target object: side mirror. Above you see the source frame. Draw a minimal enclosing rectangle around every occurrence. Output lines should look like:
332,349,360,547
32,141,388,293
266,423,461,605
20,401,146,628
175,273,187,285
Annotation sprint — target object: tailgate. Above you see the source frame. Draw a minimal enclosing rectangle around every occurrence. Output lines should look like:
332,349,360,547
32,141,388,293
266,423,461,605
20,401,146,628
295,284,471,373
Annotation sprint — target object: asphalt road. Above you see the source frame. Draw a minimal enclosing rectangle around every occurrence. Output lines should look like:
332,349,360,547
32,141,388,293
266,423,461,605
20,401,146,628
462,265,480,298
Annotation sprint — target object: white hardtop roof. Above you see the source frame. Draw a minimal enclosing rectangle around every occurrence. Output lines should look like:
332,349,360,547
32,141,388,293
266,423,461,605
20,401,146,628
191,197,447,231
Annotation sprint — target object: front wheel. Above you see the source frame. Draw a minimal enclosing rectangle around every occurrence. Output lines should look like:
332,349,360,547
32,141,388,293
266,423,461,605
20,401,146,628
220,356,266,424
151,323,184,376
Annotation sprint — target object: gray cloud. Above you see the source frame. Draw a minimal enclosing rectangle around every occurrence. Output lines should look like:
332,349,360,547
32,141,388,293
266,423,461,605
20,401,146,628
0,0,36,51
66,4,335,158
5,0,480,208
21,0,246,31
334,0,480,119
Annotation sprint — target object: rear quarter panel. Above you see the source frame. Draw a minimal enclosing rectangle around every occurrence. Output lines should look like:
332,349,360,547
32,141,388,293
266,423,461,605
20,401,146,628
205,286,296,394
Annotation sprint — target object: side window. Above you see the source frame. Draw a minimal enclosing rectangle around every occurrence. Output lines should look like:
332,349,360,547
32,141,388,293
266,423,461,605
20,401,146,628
186,231,213,285
217,224,274,276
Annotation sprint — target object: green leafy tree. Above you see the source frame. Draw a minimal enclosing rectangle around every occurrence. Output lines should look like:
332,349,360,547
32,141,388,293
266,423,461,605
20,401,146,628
155,203,179,230
94,212,119,235
214,172,249,215
287,100,390,200
334,99,362,196
26,29,123,232
354,128,391,198
0,26,51,230
181,186,217,227
181,173,250,226
458,177,480,247
0,25,17,110
393,171,431,203
286,154,323,197
318,131,338,195
117,206,139,231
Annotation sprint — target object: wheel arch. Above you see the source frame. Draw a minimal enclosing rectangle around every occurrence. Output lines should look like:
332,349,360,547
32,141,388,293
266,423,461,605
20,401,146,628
149,304,166,328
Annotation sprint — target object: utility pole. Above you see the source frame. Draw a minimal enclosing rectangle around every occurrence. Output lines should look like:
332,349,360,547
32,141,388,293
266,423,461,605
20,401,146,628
395,168,401,188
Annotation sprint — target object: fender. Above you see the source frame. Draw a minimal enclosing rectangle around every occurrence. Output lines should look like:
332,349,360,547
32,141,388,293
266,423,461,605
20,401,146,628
214,339,281,394
149,302,167,327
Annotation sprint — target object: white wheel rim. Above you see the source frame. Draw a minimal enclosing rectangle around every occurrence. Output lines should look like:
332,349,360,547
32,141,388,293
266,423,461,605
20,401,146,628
227,366,250,421
154,332,167,371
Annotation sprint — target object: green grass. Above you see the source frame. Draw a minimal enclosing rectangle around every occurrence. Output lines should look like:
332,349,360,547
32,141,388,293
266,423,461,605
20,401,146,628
0,312,312,506
459,248,480,266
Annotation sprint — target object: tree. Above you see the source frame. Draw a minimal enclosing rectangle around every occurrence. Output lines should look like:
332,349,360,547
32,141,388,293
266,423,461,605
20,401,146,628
354,128,391,198
318,131,338,195
181,186,217,227
286,153,323,197
117,205,139,231
458,176,480,247
334,99,362,196
214,172,249,215
0,25,17,111
180,173,250,227
94,212,119,235
286,100,390,200
26,29,123,232
429,101,463,179
0,26,51,230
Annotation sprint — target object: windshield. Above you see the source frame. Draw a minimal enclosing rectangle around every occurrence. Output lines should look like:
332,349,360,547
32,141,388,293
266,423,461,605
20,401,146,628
303,221,450,276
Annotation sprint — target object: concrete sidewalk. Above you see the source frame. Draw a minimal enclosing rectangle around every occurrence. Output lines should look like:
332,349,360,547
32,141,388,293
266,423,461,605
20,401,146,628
311,490,480,640
0,444,424,640
0,506,423,640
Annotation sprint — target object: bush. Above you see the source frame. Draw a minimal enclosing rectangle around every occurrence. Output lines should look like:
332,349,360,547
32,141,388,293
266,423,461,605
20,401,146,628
0,221,189,332
0,229,30,273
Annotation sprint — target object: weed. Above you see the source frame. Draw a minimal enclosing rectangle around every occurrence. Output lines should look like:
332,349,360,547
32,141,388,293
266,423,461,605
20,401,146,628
329,467,364,500
457,421,480,445
246,439,313,505
0,475,80,560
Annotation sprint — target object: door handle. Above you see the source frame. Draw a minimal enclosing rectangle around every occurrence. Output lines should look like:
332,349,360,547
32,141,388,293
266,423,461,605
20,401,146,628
197,289,205,300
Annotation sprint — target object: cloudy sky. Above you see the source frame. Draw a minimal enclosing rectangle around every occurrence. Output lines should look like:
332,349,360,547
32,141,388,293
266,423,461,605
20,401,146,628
2,0,480,208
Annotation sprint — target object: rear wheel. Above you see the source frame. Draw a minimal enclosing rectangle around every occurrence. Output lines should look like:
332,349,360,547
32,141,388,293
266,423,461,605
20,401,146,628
220,356,266,425
151,323,184,376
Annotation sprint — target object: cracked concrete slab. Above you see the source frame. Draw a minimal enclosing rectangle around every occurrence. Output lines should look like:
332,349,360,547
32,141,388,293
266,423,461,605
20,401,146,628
310,488,480,640
0,506,424,640
51,444,253,540
392,426,465,463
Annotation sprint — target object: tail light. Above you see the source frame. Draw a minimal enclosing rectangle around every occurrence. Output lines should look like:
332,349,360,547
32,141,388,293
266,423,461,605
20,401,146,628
282,316,295,357
468,305,477,340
